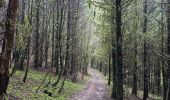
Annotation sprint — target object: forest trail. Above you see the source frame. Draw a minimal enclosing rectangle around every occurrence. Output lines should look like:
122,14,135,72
70,68,112,100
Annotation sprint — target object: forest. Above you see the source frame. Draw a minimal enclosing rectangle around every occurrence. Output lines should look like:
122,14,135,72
0,0,170,100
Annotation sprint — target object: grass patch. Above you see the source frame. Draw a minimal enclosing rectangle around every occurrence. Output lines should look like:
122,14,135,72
7,69,85,100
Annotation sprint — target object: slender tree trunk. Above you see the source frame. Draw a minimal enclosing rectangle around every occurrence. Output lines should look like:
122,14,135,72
23,35,30,83
155,58,161,94
65,0,71,75
34,0,40,68
167,0,170,99
143,0,149,99
99,62,102,72
132,42,137,96
51,3,55,68
111,12,117,99
161,0,166,99
38,2,46,68
108,54,111,85
55,0,59,74
132,0,138,95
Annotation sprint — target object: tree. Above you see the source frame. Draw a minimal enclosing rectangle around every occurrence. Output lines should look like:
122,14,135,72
34,0,40,68
132,0,138,96
0,0,18,97
167,0,170,99
143,0,149,99
161,0,166,99
115,0,123,99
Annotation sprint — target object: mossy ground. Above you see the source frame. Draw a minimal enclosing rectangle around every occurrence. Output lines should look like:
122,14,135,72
7,69,88,100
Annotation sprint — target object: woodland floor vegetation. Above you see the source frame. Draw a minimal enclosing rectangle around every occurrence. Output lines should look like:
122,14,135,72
7,68,88,100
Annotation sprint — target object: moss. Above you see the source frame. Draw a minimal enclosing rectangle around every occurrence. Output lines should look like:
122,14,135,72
7,69,85,100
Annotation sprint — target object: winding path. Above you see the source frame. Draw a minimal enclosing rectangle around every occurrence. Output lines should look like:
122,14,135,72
70,68,112,100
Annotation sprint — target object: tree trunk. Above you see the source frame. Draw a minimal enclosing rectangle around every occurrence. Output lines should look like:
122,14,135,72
65,0,71,71
34,0,40,69
23,35,30,83
99,62,102,72
104,64,107,76
132,42,137,96
161,0,166,99
108,54,111,85
143,0,149,99
155,58,161,94
0,0,18,97
55,0,59,74
111,12,117,100
51,3,55,69
115,0,123,99
167,0,170,99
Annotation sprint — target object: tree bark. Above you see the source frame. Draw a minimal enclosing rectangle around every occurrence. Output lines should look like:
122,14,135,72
161,0,166,99
65,0,71,71
34,0,40,69
167,0,170,99
0,0,18,97
132,42,137,96
108,54,111,85
143,0,149,99
132,0,138,95
111,11,117,100
115,0,123,99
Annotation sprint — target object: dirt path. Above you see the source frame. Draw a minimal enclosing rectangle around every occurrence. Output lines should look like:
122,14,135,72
70,68,112,100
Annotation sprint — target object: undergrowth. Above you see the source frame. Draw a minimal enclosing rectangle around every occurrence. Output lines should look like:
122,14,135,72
7,69,86,100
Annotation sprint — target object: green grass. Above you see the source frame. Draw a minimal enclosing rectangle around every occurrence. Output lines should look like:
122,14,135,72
7,69,86,100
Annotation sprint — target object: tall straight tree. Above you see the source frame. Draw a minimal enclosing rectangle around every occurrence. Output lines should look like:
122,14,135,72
65,0,71,72
161,0,167,100
132,0,138,96
34,0,40,68
108,53,111,85
167,0,170,99
111,36,117,99
115,0,123,99
0,0,19,97
111,13,117,99
143,0,149,99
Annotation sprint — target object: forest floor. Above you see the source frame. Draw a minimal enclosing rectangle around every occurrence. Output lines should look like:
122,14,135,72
70,68,112,100
7,68,90,100
6,67,163,100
